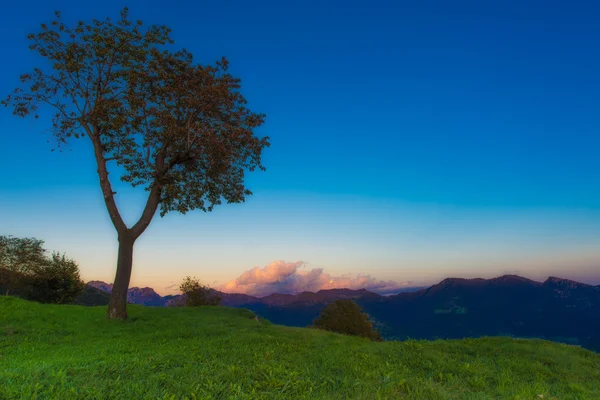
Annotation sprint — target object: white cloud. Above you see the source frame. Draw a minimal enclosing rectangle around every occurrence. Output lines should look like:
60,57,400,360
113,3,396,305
220,260,411,297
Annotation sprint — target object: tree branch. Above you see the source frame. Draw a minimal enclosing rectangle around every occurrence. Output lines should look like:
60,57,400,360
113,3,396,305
130,146,168,239
130,181,162,239
86,125,128,233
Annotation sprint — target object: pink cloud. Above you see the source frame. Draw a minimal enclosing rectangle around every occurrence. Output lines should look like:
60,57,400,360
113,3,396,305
220,260,412,297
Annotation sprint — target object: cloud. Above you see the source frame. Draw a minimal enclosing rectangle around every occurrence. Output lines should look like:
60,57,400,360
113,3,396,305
220,260,411,297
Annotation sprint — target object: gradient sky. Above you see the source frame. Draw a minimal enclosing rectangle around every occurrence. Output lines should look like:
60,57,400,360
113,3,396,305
1,1,599,295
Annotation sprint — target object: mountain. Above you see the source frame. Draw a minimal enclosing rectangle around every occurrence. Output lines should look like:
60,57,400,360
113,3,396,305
82,275,600,352
260,288,382,306
126,287,166,306
73,285,111,306
87,281,114,293
84,283,387,307
86,282,168,306
229,275,600,352
217,292,261,307
163,294,184,307
367,276,600,351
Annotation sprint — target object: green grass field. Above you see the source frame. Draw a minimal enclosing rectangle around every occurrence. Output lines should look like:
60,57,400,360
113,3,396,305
1,296,599,399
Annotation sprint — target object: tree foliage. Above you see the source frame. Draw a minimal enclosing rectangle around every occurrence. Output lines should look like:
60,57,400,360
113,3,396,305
0,235,84,303
0,236,47,295
312,299,383,342
27,252,85,304
3,8,269,224
179,276,221,307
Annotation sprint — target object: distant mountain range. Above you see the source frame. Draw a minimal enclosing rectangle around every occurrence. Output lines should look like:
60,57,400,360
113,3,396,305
84,280,424,307
82,275,600,352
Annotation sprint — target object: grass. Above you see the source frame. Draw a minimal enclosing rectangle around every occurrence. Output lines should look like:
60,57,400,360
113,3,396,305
1,296,599,399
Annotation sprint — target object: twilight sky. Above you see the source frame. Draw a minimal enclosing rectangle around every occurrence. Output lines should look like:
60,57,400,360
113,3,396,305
1,1,599,296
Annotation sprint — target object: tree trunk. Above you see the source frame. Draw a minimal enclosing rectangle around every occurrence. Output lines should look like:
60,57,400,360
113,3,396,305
89,126,163,321
107,232,135,320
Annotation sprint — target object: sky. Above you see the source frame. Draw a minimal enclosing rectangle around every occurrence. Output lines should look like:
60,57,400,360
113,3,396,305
1,0,599,296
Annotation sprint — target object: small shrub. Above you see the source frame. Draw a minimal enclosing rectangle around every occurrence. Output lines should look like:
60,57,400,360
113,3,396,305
312,299,383,341
179,276,221,306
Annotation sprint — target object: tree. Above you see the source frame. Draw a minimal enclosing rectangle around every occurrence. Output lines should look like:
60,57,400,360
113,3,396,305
27,252,86,304
3,9,269,319
179,276,221,307
0,235,47,296
311,299,383,342
0,235,84,303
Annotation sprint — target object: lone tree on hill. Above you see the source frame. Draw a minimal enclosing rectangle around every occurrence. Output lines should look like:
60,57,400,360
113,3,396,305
3,9,270,319
312,299,383,342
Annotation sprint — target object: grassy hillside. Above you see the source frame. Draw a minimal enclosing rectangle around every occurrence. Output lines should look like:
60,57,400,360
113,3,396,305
1,297,599,399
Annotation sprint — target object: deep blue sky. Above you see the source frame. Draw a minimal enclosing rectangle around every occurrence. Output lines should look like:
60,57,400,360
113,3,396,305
1,1,599,294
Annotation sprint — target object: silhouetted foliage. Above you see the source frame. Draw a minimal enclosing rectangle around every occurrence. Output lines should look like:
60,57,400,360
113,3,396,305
0,236,46,296
179,276,221,307
311,299,382,341
27,252,85,304
0,235,85,304
2,8,269,320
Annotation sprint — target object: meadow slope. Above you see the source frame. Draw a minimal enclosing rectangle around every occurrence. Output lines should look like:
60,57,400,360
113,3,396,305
1,297,599,400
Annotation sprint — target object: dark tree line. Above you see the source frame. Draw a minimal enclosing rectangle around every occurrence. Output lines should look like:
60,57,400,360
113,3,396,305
0,235,85,304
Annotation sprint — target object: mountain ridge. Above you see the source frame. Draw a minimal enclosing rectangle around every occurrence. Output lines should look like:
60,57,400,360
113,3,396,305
85,281,391,307
86,274,600,307
83,274,600,352
85,274,600,306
